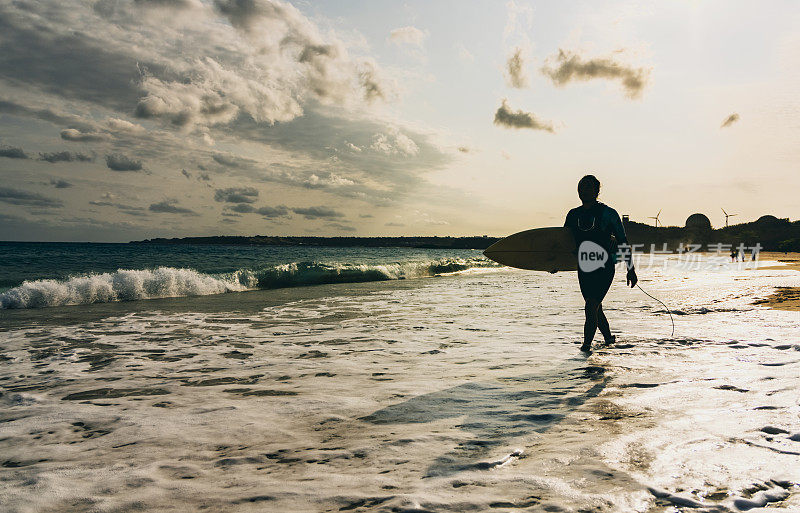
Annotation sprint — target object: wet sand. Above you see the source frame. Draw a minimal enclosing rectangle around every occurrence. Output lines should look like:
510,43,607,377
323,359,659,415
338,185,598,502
752,252,800,311
754,252,800,272
754,287,800,311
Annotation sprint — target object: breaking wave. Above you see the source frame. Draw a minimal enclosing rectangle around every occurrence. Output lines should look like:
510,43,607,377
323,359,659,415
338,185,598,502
0,258,498,309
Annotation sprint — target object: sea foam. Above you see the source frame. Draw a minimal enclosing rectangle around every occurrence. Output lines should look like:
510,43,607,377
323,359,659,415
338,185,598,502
0,267,246,309
0,258,497,309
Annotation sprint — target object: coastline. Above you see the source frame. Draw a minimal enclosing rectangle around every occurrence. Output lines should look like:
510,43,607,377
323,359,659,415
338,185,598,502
752,252,800,311
754,287,800,312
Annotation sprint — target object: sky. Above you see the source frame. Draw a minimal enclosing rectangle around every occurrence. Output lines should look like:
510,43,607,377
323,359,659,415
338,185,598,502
0,0,797,242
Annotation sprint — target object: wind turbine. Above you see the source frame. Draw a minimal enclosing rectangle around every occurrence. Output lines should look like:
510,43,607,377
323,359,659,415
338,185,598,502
647,209,662,227
721,208,737,227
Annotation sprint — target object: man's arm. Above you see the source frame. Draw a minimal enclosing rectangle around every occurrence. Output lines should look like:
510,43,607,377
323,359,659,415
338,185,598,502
607,208,638,287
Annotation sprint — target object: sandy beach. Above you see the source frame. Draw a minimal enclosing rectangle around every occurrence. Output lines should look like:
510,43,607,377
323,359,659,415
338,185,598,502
754,287,800,312
752,252,800,311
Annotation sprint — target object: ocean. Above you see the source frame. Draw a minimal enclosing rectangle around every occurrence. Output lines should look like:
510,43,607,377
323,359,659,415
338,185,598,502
0,242,495,310
1,243,799,512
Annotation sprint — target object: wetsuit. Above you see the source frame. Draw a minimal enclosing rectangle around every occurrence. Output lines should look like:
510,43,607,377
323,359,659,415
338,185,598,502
564,202,629,302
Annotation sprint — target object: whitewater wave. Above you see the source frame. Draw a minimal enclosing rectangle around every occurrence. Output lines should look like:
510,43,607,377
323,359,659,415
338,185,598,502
0,258,498,309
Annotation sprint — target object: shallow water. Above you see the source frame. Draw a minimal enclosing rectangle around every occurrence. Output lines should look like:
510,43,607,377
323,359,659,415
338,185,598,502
1,256,799,512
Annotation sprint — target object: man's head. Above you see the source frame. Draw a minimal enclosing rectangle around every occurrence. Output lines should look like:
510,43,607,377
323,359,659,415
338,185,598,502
578,174,600,203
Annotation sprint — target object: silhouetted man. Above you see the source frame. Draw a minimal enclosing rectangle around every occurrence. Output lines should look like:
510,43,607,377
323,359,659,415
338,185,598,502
564,175,637,352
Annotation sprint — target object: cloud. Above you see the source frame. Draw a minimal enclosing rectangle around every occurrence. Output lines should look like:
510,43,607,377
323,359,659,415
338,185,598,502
357,60,391,102
0,187,63,208
89,200,147,216
227,203,254,213
107,117,145,133
541,49,651,99
128,0,394,131
0,100,96,131
214,187,259,203
60,128,111,142
455,43,474,63
134,59,276,129
256,205,290,218
371,129,420,156
50,178,73,188
291,206,344,219
105,153,143,171
39,151,94,163
133,0,202,10
493,99,555,132
225,108,450,204
148,199,197,215
302,172,355,189
0,0,453,239
0,146,29,159
720,113,740,128
225,203,289,217
212,153,249,168
389,26,425,47
0,0,390,133
504,0,534,41
324,222,356,232
181,169,192,179
505,47,530,88
385,222,404,227
457,146,472,153
344,141,362,152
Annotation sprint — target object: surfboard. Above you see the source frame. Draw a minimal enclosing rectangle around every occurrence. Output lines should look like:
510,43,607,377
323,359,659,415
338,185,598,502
483,227,577,272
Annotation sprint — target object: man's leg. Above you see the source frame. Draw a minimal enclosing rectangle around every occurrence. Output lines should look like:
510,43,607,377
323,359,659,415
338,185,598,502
596,304,613,341
582,299,599,351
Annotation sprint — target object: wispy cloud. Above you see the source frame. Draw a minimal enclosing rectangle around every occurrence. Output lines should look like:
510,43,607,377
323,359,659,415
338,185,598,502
0,187,63,208
255,205,290,218
541,49,651,99
324,221,356,232
212,153,248,168
389,26,425,47
504,0,533,41
720,113,740,128
493,99,555,132
61,129,111,142
89,199,146,216
505,47,530,88
148,199,197,215
50,178,73,188
214,187,259,203
455,43,474,63
292,206,344,219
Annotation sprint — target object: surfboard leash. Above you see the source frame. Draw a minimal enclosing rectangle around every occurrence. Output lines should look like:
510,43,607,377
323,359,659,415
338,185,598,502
635,283,675,338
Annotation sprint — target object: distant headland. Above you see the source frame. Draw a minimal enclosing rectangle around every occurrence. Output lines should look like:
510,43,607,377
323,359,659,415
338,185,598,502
130,235,499,249
622,214,799,252
130,214,800,252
